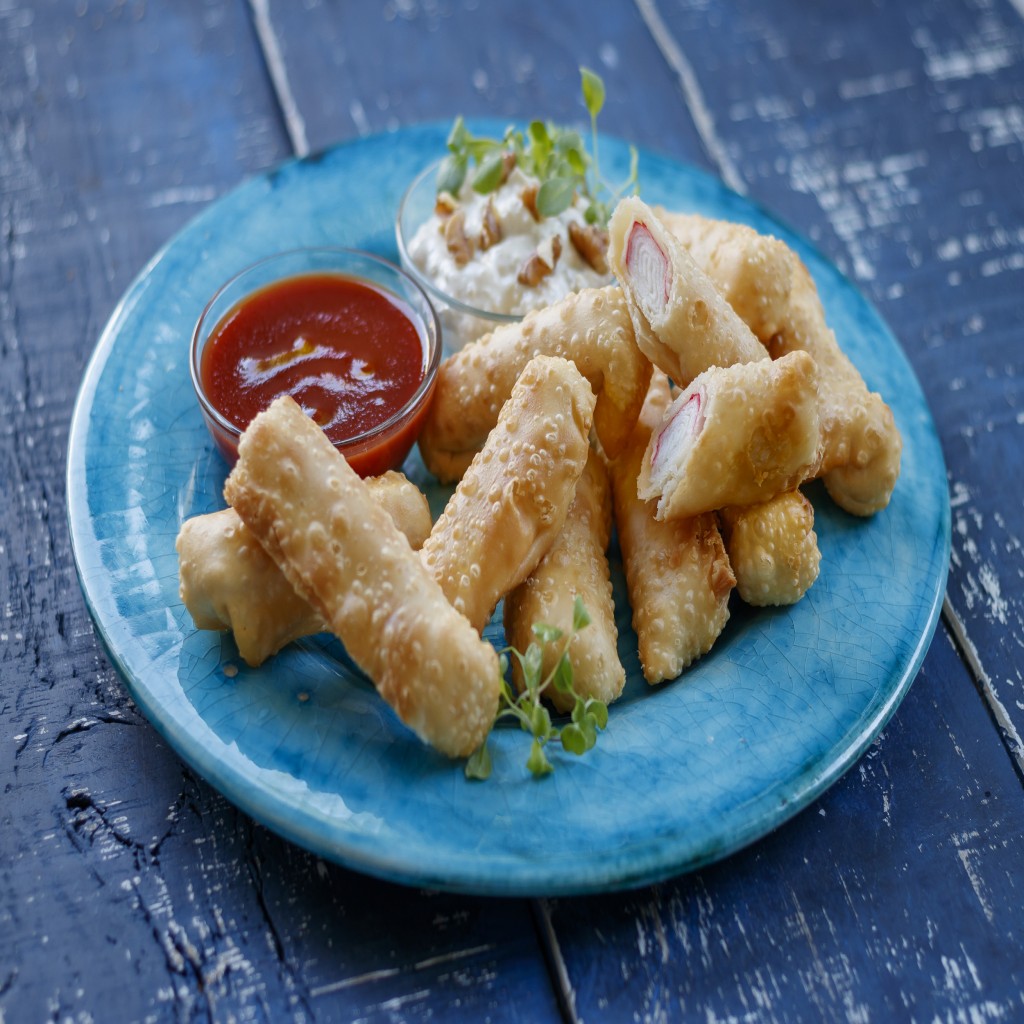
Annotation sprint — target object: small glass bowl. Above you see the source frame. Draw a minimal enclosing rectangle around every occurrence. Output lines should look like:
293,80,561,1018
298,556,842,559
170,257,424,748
190,247,441,476
395,159,522,353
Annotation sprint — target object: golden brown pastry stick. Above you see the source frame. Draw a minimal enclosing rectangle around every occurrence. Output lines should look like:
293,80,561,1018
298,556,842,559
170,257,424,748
653,207,794,343
418,285,651,482
608,196,766,387
176,471,433,667
638,351,821,520
223,396,500,759
718,490,820,606
503,449,624,711
767,260,902,515
421,354,596,633
607,374,734,684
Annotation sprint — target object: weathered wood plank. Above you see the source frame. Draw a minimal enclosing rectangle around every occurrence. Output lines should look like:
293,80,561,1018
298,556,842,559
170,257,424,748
638,0,1024,766
254,0,709,162
551,626,1024,1022
0,3,559,1022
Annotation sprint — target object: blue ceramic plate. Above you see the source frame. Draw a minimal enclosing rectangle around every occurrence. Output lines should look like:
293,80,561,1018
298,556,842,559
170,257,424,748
67,125,950,896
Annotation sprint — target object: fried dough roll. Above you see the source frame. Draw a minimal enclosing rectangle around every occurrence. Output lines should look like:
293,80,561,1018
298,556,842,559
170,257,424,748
176,471,432,667
653,207,794,343
718,490,820,606
608,196,766,387
638,352,821,520
503,449,624,711
223,396,499,759
421,355,596,632
418,285,650,482
608,374,734,684
766,260,902,515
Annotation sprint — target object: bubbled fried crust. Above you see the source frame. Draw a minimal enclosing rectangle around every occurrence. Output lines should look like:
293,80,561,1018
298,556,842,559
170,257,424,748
719,490,821,607
767,260,901,516
420,355,596,634
223,396,499,759
418,286,650,482
608,374,734,685
503,449,624,712
176,471,434,668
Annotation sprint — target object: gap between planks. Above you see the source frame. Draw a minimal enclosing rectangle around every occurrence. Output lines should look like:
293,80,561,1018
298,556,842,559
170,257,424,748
247,0,310,158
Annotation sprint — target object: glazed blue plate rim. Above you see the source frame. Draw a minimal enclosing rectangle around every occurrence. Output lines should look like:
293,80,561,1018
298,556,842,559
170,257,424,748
67,124,951,896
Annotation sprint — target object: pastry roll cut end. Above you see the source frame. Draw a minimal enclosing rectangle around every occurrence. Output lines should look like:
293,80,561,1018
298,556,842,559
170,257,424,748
638,350,822,520
609,196,767,387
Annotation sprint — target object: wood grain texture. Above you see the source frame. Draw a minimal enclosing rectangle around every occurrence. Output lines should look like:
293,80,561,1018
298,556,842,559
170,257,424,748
549,628,1024,1023
254,0,710,162
0,3,559,1022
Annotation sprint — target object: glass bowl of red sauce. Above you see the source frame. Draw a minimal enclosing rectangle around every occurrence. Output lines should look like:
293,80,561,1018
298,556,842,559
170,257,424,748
190,247,441,477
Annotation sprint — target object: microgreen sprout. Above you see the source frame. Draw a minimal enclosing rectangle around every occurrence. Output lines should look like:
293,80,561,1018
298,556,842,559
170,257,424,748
465,596,610,780
436,67,639,228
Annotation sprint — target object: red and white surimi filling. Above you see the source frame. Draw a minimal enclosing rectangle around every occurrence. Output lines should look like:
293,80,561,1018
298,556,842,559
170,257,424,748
625,222,671,312
649,388,705,491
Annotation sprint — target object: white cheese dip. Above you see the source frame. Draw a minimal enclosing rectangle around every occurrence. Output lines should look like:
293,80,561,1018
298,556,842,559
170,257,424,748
407,167,610,349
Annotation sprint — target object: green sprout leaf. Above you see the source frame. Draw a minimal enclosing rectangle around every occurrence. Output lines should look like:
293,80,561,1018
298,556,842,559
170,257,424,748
572,595,592,632
471,150,506,194
580,66,605,119
465,742,492,780
532,622,563,645
560,723,587,756
536,177,577,218
436,67,638,228
552,651,574,694
527,739,553,777
586,699,609,731
436,154,467,196
465,597,609,780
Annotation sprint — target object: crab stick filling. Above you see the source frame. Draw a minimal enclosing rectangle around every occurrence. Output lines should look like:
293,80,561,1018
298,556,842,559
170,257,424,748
649,387,705,492
625,222,671,311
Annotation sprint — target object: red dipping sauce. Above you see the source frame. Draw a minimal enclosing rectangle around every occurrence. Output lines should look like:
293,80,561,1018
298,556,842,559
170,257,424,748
197,271,436,476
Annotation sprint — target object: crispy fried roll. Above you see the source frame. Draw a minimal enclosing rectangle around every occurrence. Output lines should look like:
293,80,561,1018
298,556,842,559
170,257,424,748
767,260,902,515
503,449,624,711
421,355,596,632
608,196,765,386
177,471,432,667
718,490,820,606
608,374,734,684
418,285,650,482
638,352,821,520
653,207,794,343
223,396,499,758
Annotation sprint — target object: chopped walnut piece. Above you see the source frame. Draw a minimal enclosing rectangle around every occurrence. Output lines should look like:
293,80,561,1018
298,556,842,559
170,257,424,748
521,183,540,222
568,221,610,275
517,234,562,286
479,197,502,251
434,191,458,218
444,208,473,266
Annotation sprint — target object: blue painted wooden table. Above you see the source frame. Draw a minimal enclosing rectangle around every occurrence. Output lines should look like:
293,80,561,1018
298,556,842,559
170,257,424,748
2,2,1022,1021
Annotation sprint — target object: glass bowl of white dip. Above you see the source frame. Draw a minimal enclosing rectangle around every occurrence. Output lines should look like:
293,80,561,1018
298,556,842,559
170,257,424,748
396,159,613,353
